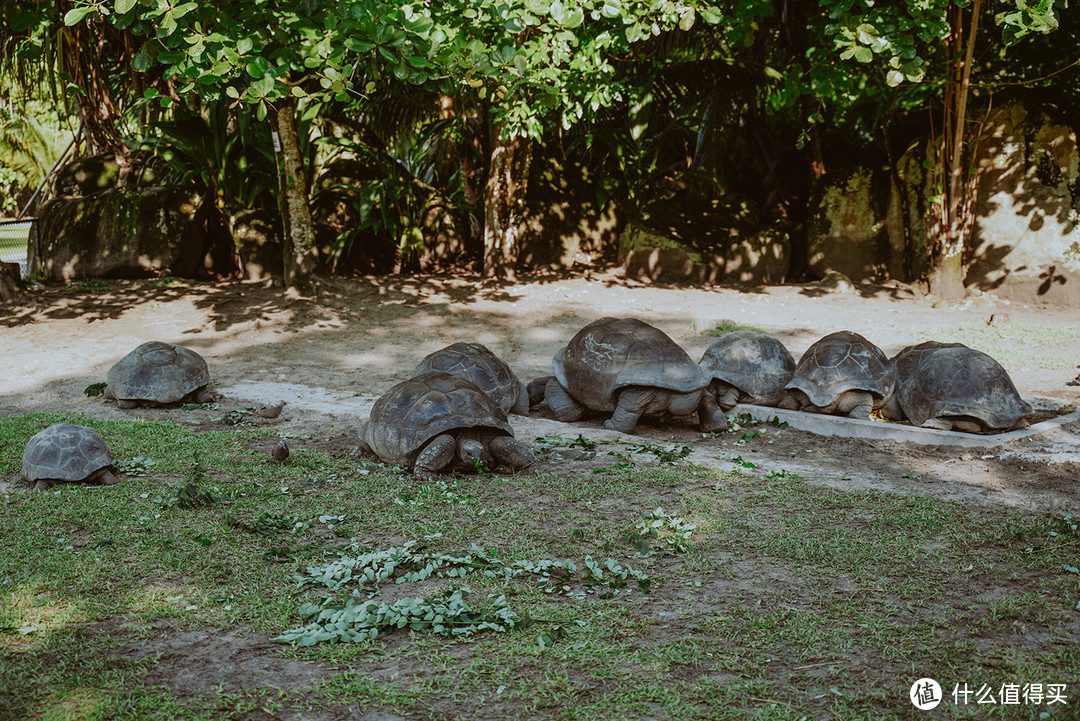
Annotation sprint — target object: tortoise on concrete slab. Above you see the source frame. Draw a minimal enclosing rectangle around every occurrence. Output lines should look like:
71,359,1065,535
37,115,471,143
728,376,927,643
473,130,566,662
105,341,220,409
21,422,120,491
538,317,727,434
897,346,1032,433
357,370,535,481
783,331,895,418
699,331,796,411
411,342,529,415
881,341,968,420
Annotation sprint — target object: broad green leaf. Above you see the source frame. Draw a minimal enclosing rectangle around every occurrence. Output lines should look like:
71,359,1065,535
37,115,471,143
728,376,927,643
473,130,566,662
237,38,253,55
63,6,96,25
852,46,873,63
115,0,138,14
132,45,154,71
886,69,904,86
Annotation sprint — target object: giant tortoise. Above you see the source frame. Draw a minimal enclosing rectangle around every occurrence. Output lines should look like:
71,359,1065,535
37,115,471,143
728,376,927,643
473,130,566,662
105,341,220,408
783,331,895,418
358,370,535,481
21,423,120,491
535,317,727,434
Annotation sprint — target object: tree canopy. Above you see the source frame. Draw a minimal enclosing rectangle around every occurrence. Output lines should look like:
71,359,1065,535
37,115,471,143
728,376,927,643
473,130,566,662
0,0,1073,293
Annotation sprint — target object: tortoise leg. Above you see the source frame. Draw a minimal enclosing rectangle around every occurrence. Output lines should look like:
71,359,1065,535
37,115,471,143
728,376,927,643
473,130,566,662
698,391,729,432
527,376,554,407
777,391,802,411
414,433,457,481
117,399,138,410
920,417,954,431
511,381,531,415
193,387,222,404
879,394,904,421
490,436,536,472
545,380,586,422
604,388,656,434
713,382,742,412
951,419,985,434
353,422,375,457
33,480,54,491
98,469,121,486
836,391,875,418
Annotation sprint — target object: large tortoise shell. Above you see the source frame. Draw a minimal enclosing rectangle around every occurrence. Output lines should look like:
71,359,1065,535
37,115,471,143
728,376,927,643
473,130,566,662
551,317,708,412
898,346,1031,430
107,341,210,403
21,423,112,482
411,342,528,415
363,370,513,464
785,331,894,408
700,330,795,406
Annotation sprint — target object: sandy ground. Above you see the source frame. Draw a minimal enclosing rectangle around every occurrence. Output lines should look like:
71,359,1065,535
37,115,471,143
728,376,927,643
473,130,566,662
3,271,1079,511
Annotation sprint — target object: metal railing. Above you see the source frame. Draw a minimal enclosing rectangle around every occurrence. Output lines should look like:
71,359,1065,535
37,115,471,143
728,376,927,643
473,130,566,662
0,218,35,278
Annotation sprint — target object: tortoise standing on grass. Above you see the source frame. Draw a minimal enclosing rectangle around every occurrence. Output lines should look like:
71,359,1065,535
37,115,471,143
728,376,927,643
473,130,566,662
357,370,535,481
896,346,1032,433
411,342,530,415
535,317,728,434
105,341,220,409
783,331,895,418
21,423,120,491
699,331,796,411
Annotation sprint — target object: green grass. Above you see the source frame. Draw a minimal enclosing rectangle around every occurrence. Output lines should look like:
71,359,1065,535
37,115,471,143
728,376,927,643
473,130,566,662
914,320,1080,370
708,319,771,336
2,413,1079,720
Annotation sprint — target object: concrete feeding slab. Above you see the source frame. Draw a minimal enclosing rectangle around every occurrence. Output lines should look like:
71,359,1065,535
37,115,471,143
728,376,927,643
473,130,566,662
730,397,1080,449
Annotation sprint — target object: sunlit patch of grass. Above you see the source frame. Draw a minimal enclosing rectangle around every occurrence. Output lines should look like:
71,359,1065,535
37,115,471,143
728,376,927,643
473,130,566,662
913,321,1080,369
0,583,90,652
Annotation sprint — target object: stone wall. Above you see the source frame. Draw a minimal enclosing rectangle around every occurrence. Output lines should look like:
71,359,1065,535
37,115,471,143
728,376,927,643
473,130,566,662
32,187,198,282
805,102,1079,304
965,103,1080,305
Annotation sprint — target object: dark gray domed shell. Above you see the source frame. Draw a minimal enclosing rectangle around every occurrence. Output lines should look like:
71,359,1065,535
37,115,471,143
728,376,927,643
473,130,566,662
700,331,795,406
363,370,513,465
891,341,968,387
21,423,112,482
411,342,529,415
551,317,708,412
898,346,1032,431
786,331,894,408
107,341,210,404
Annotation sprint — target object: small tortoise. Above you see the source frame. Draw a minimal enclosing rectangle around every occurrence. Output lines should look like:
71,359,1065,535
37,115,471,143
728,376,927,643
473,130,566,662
896,346,1032,433
411,342,529,415
699,331,796,411
105,341,220,409
357,370,535,481
783,331,895,418
21,423,120,491
881,341,967,421
535,317,727,434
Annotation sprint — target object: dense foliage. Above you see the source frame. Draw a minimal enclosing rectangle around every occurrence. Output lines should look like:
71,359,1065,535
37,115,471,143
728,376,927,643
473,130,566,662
0,0,1073,291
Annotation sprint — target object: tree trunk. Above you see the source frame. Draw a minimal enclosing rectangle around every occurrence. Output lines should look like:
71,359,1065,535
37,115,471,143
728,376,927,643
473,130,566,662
274,99,319,293
482,130,532,281
927,0,982,299
0,262,21,304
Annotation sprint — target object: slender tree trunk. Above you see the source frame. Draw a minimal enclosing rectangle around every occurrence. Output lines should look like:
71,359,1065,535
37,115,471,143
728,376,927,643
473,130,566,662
274,98,318,293
482,129,532,280
928,0,981,299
